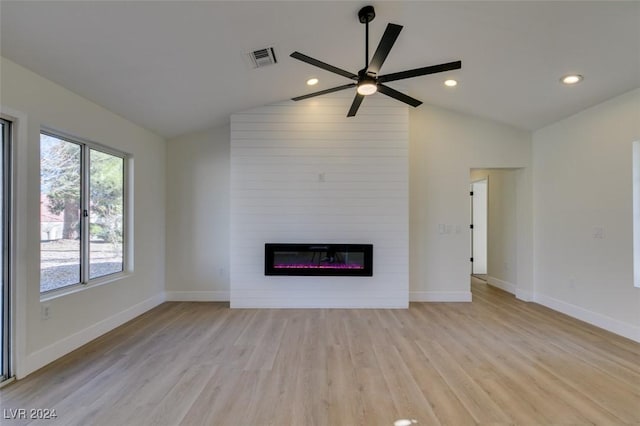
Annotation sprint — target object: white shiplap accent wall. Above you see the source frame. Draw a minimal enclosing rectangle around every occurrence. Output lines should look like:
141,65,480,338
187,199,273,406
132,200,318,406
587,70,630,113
230,92,409,308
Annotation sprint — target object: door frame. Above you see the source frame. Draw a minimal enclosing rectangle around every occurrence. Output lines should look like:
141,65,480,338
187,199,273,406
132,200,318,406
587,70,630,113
0,106,27,382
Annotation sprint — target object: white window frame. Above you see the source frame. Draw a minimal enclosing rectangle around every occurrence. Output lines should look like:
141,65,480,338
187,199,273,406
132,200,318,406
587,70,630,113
40,128,131,298
633,140,640,288
0,116,13,385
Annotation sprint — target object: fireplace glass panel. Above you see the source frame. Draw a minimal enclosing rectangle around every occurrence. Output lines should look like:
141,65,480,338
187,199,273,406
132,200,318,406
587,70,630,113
265,244,373,276
273,249,365,270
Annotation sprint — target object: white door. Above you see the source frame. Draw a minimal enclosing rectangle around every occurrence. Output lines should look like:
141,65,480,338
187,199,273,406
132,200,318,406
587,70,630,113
471,180,488,275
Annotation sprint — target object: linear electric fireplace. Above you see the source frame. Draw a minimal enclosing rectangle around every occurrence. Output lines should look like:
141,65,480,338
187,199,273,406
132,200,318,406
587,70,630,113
265,243,373,276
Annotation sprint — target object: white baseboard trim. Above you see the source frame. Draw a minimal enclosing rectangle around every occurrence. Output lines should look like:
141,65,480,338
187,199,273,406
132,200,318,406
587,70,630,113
534,293,640,343
18,293,164,379
410,291,472,302
486,276,515,294
515,288,534,302
230,297,408,309
165,291,230,302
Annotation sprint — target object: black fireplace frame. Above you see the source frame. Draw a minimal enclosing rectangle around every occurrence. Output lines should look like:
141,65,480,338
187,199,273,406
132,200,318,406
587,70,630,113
265,243,373,277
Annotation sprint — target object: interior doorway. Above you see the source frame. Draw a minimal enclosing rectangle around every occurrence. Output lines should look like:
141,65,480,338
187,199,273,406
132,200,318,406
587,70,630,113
470,179,488,279
470,168,523,296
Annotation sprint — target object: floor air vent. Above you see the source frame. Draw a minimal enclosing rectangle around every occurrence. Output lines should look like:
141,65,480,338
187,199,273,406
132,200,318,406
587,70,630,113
249,47,277,68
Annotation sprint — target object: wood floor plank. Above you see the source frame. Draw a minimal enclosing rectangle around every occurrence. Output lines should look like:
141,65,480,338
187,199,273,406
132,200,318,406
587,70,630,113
141,363,218,426
2,281,639,425
372,342,442,425
350,366,399,426
416,339,512,424
326,345,364,425
390,331,476,426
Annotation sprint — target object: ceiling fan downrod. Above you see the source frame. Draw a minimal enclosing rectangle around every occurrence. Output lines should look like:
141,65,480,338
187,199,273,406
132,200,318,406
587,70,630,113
358,6,376,70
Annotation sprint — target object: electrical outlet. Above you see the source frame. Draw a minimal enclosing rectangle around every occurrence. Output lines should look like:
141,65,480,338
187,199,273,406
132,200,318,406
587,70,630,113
41,303,51,320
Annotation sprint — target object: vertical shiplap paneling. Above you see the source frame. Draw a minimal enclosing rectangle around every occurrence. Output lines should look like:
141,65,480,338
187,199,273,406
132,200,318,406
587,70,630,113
230,91,408,307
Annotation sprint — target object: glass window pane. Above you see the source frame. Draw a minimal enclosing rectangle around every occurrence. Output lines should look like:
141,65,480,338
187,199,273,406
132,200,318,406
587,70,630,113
40,134,81,292
89,149,124,279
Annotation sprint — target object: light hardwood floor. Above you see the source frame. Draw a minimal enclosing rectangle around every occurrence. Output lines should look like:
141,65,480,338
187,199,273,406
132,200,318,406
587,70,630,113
2,279,639,425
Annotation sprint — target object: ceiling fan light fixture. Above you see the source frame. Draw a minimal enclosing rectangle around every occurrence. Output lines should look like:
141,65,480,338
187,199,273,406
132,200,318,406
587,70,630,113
357,80,378,95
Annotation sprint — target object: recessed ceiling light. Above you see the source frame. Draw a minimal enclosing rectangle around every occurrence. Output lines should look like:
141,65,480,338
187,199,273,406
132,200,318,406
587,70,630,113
394,420,418,426
444,79,458,87
561,74,583,85
306,78,319,86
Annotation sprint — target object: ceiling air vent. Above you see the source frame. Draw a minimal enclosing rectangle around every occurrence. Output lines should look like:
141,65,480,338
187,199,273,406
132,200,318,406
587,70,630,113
249,47,277,68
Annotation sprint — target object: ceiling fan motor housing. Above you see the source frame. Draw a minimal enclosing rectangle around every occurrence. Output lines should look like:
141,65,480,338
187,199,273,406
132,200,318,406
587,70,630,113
358,68,377,80
358,6,376,24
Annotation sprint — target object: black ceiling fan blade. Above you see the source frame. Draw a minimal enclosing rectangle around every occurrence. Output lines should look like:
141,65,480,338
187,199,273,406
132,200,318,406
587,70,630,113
291,83,356,101
378,60,462,83
290,52,358,80
367,23,403,75
377,84,422,107
347,93,365,117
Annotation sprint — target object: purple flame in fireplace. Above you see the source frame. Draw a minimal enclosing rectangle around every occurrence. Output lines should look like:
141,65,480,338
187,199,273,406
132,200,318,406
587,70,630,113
274,263,364,270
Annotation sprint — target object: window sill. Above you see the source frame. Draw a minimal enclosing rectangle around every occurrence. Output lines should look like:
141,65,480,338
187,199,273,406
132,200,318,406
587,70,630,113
40,271,133,302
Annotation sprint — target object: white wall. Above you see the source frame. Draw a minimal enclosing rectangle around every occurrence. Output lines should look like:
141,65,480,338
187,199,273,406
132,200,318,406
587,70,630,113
409,106,532,301
533,88,640,341
0,57,166,377
165,100,532,305
230,93,409,308
471,169,519,292
165,125,230,301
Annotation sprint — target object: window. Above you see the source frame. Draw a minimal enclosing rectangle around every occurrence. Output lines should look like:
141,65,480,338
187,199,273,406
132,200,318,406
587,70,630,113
633,141,640,288
40,130,127,294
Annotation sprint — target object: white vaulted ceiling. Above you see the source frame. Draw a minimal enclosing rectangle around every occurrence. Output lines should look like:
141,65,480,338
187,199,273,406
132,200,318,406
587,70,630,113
1,1,639,138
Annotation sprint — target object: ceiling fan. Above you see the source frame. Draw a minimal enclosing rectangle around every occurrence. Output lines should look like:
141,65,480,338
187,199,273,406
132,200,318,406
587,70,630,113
290,5,462,117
